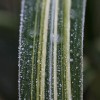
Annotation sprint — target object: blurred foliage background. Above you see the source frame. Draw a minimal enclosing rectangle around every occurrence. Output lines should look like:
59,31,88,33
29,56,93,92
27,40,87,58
0,0,20,100
84,0,100,100
0,0,100,100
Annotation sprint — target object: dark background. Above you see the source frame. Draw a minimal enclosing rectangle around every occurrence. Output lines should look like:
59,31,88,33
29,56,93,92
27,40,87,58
0,0,100,100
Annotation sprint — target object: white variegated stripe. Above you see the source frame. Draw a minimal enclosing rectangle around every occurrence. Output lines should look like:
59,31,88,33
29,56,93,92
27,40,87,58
53,0,59,100
49,0,55,99
18,0,25,99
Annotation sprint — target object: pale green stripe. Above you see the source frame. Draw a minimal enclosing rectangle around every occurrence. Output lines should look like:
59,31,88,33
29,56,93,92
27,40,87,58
63,0,71,99
40,0,51,99
36,0,46,99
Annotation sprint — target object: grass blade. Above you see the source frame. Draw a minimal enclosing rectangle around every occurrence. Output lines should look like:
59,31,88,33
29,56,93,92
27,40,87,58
18,0,86,99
